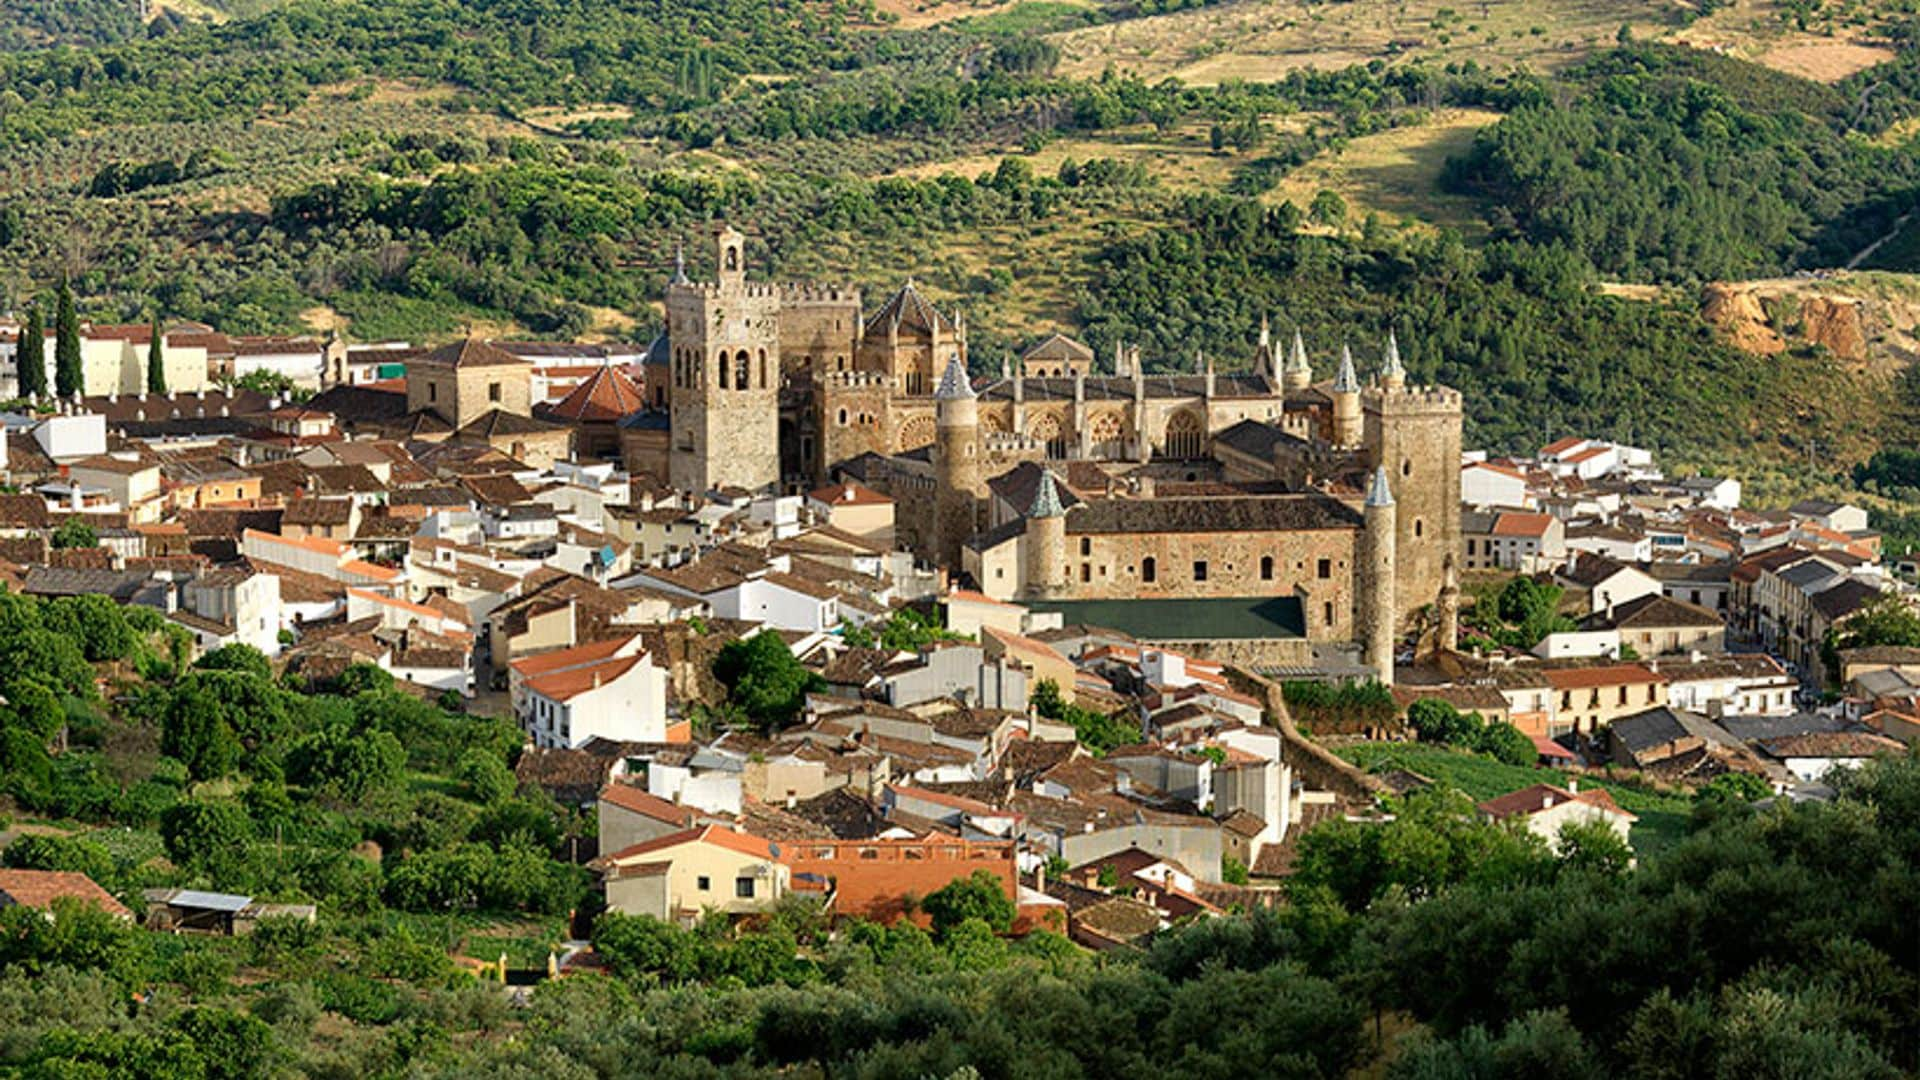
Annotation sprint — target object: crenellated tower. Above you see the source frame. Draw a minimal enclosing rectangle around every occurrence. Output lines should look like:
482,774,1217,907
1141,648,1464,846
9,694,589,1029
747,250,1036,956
1363,332,1463,625
666,226,781,492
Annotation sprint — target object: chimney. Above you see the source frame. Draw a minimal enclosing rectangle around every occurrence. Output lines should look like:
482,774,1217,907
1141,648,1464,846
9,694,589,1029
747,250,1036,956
1035,858,1046,894
1566,778,1578,794
1542,794,1554,810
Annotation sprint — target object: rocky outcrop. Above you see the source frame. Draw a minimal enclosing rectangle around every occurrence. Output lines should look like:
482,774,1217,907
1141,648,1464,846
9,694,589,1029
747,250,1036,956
1799,296,1868,362
1701,283,1785,354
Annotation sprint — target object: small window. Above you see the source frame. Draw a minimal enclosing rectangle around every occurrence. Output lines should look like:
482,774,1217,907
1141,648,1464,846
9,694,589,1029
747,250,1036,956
697,876,711,892
1317,558,1331,580
1081,564,1091,583
735,877,755,898
1402,459,1412,477
1142,557,1157,584
1414,519,1424,538
1080,538,1091,556
1323,601,1334,626
488,382,502,403
1192,561,1208,582
427,383,437,402
1617,687,1628,706
1260,555,1274,581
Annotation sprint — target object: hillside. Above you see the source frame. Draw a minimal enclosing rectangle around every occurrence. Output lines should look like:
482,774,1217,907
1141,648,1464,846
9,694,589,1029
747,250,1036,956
0,0,1916,480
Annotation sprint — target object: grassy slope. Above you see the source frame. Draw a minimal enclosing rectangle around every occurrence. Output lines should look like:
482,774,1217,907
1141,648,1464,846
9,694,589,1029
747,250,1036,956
1335,742,1698,856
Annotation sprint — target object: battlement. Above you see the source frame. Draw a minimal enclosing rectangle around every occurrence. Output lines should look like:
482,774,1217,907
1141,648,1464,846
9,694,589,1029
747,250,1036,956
985,432,1041,453
779,283,861,305
1365,383,1462,412
665,280,785,301
823,370,894,390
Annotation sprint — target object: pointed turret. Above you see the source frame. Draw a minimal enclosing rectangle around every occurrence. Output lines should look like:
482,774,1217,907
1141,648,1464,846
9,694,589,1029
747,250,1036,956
670,243,690,286
1332,343,1362,447
1024,468,1068,596
1362,464,1398,685
1334,344,1359,393
1380,329,1406,390
1028,469,1065,518
934,352,975,400
1283,329,1312,392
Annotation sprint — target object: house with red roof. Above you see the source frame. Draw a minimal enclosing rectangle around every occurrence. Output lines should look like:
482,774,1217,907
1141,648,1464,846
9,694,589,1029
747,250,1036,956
591,824,797,925
509,633,674,749
0,869,132,920
1477,779,1636,849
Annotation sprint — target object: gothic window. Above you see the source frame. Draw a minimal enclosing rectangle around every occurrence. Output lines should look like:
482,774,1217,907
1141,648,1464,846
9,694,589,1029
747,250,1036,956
1029,413,1070,460
1163,410,1204,459
1088,411,1125,459
735,351,751,390
1142,557,1157,584
897,415,936,452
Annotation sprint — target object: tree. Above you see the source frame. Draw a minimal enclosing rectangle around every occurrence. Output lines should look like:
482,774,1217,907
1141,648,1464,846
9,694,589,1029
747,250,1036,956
1408,698,1482,746
53,276,80,399
921,869,1014,937
193,642,273,680
15,304,44,397
1554,819,1632,876
713,631,822,732
1478,721,1538,767
458,748,516,804
146,316,166,394
1822,594,1920,684
161,799,253,882
1310,189,1347,228
287,722,404,801
50,518,97,550
43,594,135,662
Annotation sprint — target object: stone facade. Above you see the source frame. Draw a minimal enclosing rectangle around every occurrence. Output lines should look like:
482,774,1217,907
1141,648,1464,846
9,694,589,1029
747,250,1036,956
666,226,782,493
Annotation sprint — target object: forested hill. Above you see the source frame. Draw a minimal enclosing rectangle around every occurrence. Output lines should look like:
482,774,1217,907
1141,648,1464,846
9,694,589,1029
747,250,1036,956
1444,41,1920,282
0,1,1917,482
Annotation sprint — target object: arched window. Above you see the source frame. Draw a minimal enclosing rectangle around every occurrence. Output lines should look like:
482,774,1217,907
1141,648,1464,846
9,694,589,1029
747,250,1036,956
717,352,729,389
1260,555,1274,581
725,245,739,271
1142,556,1157,584
1164,410,1204,459
1088,412,1124,459
1029,413,1071,460
837,408,848,426
735,351,751,390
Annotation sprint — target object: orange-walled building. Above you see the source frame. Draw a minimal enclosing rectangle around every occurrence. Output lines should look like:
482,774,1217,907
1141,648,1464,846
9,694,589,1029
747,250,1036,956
781,837,1061,933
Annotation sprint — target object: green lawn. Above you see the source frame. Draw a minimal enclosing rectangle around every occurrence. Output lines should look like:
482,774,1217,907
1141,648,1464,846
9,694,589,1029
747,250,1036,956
1335,742,1697,855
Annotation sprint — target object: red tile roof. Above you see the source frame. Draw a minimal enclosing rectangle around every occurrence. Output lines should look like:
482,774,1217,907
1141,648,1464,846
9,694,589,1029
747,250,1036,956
1492,512,1555,538
544,365,646,423
598,783,697,827
1542,663,1663,689
1477,783,1635,822
0,869,131,918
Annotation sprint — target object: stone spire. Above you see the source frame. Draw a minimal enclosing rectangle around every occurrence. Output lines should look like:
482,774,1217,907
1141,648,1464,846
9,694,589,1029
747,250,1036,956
1259,313,1272,349
1028,469,1065,518
934,352,975,400
670,243,690,286
1366,464,1395,508
1380,329,1406,389
1333,343,1359,393
1283,329,1312,391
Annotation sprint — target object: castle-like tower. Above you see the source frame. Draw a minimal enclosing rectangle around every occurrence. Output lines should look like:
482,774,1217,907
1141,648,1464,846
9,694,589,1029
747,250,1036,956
1362,465,1397,684
932,353,983,571
666,227,781,493
1362,334,1463,623
1023,469,1067,597
1331,344,1362,448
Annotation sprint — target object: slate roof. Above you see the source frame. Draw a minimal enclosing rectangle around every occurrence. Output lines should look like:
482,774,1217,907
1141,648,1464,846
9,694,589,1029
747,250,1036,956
412,338,530,369
1066,493,1361,534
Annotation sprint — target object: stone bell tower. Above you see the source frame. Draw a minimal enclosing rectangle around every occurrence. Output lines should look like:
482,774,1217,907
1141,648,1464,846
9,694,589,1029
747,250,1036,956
666,226,781,493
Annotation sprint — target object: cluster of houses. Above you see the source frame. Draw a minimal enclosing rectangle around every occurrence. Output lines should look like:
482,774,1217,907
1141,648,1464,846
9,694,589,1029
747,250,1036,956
3,313,1915,950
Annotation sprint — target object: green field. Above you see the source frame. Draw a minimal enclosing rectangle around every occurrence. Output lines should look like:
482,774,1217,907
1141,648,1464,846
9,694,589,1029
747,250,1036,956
1335,742,1697,855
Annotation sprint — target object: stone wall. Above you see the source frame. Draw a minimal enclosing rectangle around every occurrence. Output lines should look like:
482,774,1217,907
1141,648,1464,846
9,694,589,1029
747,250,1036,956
1226,666,1385,810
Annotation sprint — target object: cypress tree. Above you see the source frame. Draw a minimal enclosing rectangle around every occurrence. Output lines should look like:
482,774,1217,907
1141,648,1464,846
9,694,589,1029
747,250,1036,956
15,304,44,398
53,277,80,398
146,315,166,394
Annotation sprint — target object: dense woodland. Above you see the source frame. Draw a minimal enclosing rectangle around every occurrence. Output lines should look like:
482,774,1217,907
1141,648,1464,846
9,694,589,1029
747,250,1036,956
0,565,1913,1077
